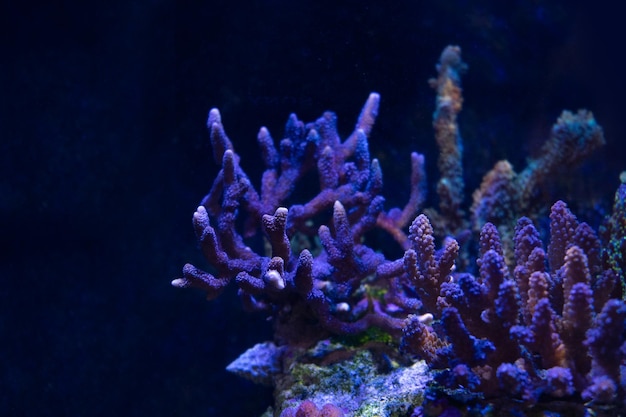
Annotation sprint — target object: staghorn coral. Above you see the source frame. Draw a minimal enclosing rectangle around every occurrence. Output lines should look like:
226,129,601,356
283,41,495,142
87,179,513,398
427,45,467,237
174,45,624,415
470,110,605,263
403,202,625,414
172,91,425,345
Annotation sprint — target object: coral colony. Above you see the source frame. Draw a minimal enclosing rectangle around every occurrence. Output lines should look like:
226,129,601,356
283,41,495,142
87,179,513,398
173,46,626,416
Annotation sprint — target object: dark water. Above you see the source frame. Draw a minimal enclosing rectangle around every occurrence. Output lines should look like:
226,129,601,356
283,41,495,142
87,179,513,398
2,1,625,416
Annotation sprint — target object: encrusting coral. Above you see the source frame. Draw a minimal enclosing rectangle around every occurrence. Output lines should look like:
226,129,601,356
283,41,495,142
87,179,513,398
174,46,625,416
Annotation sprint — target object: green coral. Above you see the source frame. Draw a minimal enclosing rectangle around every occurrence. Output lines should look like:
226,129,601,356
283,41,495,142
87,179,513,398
274,343,430,416
601,176,626,299
338,326,395,347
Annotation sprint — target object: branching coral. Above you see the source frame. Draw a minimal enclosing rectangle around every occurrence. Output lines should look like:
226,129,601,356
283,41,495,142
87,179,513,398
428,45,467,236
402,202,625,411
172,91,427,345
174,45,625,415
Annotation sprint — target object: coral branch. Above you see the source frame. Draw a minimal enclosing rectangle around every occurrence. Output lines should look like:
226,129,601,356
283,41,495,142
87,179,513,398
429,45,466,235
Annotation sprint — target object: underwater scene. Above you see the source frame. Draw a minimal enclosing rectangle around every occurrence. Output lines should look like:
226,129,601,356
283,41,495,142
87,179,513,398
3,1,626,416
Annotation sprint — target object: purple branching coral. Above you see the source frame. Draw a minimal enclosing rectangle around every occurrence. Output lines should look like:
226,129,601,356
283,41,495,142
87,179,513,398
174,45,626,414
402,201,625,409
172,90,427,344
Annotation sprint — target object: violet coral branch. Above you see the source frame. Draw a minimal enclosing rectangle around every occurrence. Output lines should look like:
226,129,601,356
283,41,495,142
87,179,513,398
176,92,429,344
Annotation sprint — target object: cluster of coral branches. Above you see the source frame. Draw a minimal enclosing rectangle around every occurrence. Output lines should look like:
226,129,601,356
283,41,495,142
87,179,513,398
174,46,626,414
403,202,624,406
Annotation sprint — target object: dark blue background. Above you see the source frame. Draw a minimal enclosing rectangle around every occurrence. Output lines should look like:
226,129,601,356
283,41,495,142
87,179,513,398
2,1,624,416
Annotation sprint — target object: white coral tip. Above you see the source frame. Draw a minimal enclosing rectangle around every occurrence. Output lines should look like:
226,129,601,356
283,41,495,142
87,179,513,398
171,278,187,288
265,269,285,290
